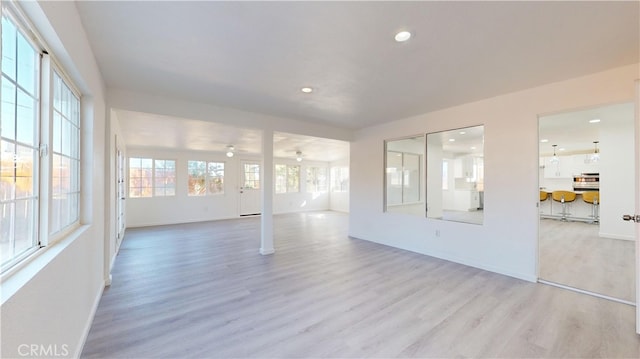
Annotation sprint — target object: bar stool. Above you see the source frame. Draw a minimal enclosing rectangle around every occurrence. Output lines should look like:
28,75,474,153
539,191,549,214
551,190,577,221
581,191,600,223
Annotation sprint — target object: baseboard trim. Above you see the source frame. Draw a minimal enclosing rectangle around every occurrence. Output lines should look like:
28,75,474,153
259,247,275,255
598,232,635,241
74,280,105,358
348,235,537,283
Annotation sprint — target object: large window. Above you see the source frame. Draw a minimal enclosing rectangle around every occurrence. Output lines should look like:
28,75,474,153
154,159,176,196
330,167,349,192
306,167,327,193
128,158,176,198
1,5,83,272
1,11,40,269
128,158,152,197
275,164,300,194
188,160,224,196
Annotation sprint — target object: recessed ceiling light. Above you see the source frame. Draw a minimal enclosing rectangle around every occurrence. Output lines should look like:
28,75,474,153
394,31,411,42
459,131,466,135
540,139,549,143
559,148,566,151
301,87,313,93
470,146,476,150
589,118,601,123
448,138,455,142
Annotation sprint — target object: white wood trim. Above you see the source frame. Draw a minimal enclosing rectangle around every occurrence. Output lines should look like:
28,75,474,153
634,79,640,334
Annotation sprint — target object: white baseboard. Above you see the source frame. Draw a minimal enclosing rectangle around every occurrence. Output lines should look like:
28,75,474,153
348,235,537,283
127,215,240,228
599,232,635,241
74,280,105,358
259,247,275,255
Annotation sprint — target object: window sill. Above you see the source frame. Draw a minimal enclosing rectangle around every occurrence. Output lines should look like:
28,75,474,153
0,224,90,305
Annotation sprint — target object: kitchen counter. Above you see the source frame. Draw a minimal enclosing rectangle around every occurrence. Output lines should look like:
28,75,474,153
539,190,599,222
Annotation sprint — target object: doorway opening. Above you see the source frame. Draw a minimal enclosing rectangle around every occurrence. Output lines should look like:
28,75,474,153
538,102,636,304
239,161,261,216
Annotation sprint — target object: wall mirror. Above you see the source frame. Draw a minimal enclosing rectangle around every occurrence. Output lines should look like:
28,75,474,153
426,125,484,224
384,135,425,216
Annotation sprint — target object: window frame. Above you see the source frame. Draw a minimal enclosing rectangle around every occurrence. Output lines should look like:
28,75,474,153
306,166,328,193
330,166,349,193
128,157,176,198
48,66,82,238
153,159,176,197
1,6,43,270
187,160,225,196
1,1,84,273
275,163,300,194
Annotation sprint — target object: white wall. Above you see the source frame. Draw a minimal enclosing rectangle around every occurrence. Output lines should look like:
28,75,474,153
329,156,350,213
350,64,639,282
599,104,636,240
125,148,332,227
1,2,107,358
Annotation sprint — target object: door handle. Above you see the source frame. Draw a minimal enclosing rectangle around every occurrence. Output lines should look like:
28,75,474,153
622,214,640,222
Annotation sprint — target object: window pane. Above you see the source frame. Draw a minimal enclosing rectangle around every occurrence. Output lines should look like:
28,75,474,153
188,160,206,196
54,73,62,111
61,116,71,156
14,145,35,199
207,162,224,194
0,140,15,201
287,165,300,193
69,192,79,225
141,158,152,169
0,202,15,265
1,77,16,141
243,163,260,189
307,167,327,193
16,88,36,146
129,157,152,198
16,32,37,96
275,164,286,194
331,167,349,192
1,16,16,80
14,198,35,254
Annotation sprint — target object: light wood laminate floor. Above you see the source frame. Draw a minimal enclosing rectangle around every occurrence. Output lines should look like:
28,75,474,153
82,211,640,358
539,218,636,302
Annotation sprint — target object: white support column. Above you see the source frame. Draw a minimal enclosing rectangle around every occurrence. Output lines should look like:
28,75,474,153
260,129,275,255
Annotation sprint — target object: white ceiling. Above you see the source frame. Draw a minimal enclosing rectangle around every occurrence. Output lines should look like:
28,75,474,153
539,102,634,156
117,110,263,154
76,1,639,131
118,110,349,162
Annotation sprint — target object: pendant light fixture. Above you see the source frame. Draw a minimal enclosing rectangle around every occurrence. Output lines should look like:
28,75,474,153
590,141,600,162
550,144,559,163
295,151,303,162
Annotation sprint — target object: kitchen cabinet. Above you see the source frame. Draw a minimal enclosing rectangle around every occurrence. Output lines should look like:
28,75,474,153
543,155,580,178
543,154,600,179
454,156,476,179
450,189,480,211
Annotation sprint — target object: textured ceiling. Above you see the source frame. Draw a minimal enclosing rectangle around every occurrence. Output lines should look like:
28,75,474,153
76,1,639,130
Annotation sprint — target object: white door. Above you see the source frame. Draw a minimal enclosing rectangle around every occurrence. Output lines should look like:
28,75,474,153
239,161,261,216
115,146,125,247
